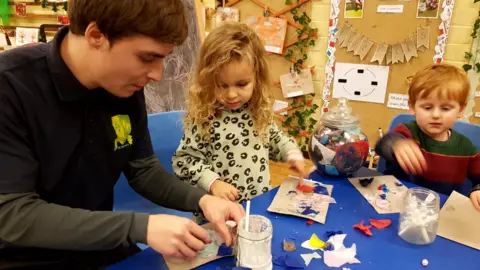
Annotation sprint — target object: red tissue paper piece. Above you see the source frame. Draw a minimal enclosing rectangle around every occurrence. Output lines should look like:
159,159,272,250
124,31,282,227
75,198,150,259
306,220,314,225
353,221,373,236
369,219,392,229
296,184,314,193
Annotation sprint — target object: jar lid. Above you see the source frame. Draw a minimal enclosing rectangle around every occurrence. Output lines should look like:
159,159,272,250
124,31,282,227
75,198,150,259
321,98,360,129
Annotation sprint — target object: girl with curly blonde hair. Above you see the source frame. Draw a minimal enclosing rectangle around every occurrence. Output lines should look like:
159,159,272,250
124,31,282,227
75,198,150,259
173,23,305,208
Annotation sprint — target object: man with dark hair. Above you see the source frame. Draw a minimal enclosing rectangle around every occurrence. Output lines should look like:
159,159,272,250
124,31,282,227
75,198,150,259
0,0,245,269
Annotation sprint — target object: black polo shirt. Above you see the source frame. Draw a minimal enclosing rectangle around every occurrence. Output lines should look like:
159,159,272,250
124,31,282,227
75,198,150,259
0,26,154,210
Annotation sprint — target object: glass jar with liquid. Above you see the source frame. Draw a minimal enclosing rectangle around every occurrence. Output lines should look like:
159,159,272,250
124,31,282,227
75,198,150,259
236,215,273,270
398,187,440,245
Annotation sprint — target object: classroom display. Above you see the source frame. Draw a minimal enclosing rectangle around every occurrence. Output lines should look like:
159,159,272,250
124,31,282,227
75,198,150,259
308,98,369,176
267,177,335,224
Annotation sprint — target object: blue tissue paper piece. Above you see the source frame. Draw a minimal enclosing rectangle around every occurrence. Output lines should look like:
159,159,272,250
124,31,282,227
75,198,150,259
379,194,387,200
273,255,286,266
313,184,329,195
395,182,403,187
325,165,339,176
233,267,252,270
381,184,390,193
217,244,233,256
300,206,319,217
324,230,343,239
320,135,329,145
285,255,306,269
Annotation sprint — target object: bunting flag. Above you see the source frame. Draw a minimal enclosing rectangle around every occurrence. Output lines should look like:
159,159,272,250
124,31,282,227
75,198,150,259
337,24,430,65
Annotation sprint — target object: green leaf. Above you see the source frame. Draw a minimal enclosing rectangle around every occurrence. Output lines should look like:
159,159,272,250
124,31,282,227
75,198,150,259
297,59,303,64
309,40,315,46
312,104,319,110
463,64,473,72
291,8,298,15
465,52,473,60
285,0,293,4
475,62,480,71
302,54,308,60
297,29,303,35
309,118,318,125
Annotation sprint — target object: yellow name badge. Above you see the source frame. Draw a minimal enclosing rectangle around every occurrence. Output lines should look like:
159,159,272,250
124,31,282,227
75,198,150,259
111,115,133,151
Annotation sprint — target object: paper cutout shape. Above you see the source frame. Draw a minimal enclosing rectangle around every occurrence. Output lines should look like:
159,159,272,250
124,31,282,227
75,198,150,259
370,44,388,64
354,38,374,60
301,252,321,267
268,177,334,224
215,7,239,27
392,43,404,63
164,223,235,270
346,33,363,52
285,255,306,269
349,175,408,214
417,27,430,49
332,62,390,104
359,177,374,187
279,68,315,98
309,233,326,249
437,191,480,251
323,234,361,268
301,239,321,251
297,184,315,193
386,45,393,64
401,39,418,62
337,24,353,45
369,218,392,229
283,239,297,251
324,231,343,239
353,221,373,236
245,16,287,54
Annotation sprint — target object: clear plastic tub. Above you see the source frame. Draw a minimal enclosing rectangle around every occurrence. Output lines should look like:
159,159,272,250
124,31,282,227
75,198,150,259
398,187,440,245
236,215,273,270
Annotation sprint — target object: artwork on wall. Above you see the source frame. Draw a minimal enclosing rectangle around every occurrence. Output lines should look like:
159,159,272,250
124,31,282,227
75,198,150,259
280,68,315,98
15,27,38,46
144,0,202,113
416,0,439,18
344,0,364,18
245,16,287,54
215,7,239,27
332,62,390,104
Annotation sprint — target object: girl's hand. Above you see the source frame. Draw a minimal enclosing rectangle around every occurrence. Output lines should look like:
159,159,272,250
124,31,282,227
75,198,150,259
210,180,239,201
288,159,306,186
470,190,480,212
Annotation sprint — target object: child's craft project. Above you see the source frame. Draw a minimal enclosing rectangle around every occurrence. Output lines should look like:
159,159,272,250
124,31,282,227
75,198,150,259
437,191,480,251
164,223,235,270
267,177,335,224
349,175,408,214
323,234,360,268
245,16,287,54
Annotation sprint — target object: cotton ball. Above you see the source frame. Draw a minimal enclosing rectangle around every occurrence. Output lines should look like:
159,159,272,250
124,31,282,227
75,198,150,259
422,259,429,267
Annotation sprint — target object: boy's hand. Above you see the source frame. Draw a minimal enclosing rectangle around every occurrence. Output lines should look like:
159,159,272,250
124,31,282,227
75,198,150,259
210,180,239,201
288,159,306,186
392,139,427,175
470,190,480,212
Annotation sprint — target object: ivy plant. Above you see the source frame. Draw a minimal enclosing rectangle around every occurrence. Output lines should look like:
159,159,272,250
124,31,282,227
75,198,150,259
462,10,480,72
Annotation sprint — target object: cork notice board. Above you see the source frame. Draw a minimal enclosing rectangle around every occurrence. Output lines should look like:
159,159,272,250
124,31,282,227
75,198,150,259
331,0,441,146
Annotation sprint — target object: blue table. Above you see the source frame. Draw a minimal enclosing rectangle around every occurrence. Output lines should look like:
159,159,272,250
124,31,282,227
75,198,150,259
109,168,479,270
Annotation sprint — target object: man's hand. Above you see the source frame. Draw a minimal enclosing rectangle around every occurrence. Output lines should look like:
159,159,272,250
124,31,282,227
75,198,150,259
199,195,245,247
146,215,211,259
470,190,480,212
392,139,427,175
288,158,306,186
210,180,239,201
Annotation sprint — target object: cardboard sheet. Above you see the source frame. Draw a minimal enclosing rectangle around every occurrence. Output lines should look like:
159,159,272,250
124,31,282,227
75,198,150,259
349,175,408,214
268,177,334,224
437,191,480,251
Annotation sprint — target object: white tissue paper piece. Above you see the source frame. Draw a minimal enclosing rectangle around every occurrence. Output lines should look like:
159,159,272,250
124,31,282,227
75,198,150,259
323,234,361,268
301,252,322,266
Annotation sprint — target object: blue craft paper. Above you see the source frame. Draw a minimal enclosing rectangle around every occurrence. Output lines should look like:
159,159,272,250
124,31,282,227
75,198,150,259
285,255,306,269
233,267,252,270
395,182,403,186
379,194,387,200
313,184,329,195
217,244,233,256
324,243,334,251
324,230,343,239
320,135,329,145
273,255,286,266
381,184,390,193
300,206,319,216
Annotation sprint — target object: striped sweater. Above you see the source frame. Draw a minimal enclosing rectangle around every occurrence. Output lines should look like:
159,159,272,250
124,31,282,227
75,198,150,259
375,121,480,195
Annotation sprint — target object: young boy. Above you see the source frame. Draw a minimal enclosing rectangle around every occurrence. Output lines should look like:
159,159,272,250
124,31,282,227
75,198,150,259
375,64,480,211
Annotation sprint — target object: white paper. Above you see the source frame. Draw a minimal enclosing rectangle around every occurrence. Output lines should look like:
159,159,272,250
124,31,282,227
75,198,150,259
387,93,409,110
377,5,404,13
273,100,289,116
475,112,480,118
15,27,39,46
301,252,321,266
324,234,361,268
0,33,7,46
333,63,390,104
475,91,480,97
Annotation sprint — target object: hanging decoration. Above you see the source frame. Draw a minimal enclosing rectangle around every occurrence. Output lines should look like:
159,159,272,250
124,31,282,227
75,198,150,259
15,3,27,17
433,0,455,63
336,24,430,65
322,0,341,114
